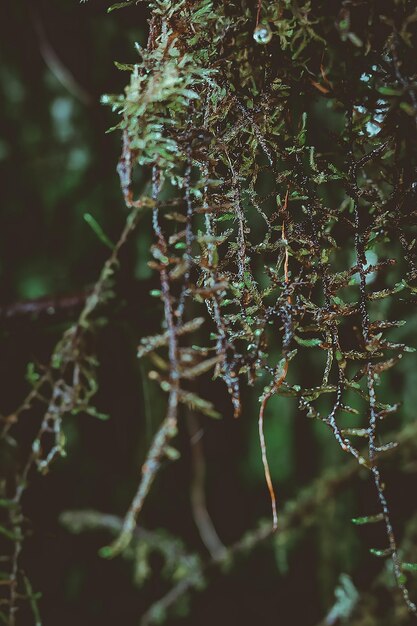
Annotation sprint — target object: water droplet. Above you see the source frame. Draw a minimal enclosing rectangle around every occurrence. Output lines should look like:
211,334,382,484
253,23,272,45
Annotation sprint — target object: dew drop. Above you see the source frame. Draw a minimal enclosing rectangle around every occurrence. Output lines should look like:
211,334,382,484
253,23,272,45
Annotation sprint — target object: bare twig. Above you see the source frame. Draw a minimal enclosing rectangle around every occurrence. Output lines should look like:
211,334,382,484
186,412,226,559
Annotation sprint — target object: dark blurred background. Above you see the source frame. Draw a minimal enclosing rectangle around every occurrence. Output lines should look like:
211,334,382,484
1,2,417,626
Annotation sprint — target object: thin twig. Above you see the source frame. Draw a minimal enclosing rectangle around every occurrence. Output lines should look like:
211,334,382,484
186,412,226,559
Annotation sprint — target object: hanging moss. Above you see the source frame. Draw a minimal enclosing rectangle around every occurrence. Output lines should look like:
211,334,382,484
2,1,417,624
100,0,417,616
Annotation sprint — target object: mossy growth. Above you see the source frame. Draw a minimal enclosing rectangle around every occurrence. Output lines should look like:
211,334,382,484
2,1,417,624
